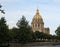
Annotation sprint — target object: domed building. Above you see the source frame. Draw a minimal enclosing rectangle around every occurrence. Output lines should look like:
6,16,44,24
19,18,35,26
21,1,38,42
31,9,50,34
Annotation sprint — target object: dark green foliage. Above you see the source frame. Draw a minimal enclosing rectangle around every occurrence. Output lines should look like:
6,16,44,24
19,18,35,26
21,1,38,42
0,4,5,14
55,26,60,40
34,31,47,39
0,4,2,8
55,26,60,36
9,27,18,42
16,16,33,44
0,17,9,43
33,31,56,42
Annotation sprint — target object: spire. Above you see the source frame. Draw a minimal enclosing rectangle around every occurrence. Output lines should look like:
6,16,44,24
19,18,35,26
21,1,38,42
36,8,39,15
33,8,42,19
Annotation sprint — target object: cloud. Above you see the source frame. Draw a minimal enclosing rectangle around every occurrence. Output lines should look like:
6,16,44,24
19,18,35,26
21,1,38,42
7,21,15,24
0,0,14,2
53,0,60,2
7,21,16,29
0,12,5,18
0,0,19,3
33,0,60,3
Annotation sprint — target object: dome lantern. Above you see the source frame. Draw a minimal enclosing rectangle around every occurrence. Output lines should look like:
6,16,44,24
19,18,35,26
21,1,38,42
33,9,42,19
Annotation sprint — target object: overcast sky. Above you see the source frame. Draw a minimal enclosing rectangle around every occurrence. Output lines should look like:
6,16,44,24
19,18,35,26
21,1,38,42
0,0,60,35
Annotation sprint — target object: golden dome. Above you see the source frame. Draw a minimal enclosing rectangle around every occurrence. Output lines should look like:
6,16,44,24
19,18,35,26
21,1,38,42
33,9,42,19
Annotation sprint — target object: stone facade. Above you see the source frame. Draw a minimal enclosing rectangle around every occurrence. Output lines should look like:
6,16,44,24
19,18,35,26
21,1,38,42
31,9,50,34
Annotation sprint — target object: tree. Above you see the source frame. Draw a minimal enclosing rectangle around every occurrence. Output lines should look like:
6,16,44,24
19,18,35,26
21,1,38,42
9,27,18,42
34,31,42,39
34,31,54,42
55,26,60,36
0,4,5,14
16,16,33,44
0,17,9,43
0,4,2,8
55,26,60,40
34,31,47,41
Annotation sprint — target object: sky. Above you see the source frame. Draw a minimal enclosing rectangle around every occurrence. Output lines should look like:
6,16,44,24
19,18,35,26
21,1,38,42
0,0,60,35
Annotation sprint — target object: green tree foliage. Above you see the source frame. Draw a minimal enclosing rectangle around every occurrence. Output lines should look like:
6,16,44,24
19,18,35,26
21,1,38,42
55,26,60,40
34,31,54,42
55,26,60,36
34,31,43,39
0,4,5,14
0,17,9,43
0,4,2,8
34,31,48,39
9,27,18,42
16,16,33,44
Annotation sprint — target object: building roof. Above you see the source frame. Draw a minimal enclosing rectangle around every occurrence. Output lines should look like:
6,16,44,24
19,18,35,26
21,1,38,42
33,8,42,19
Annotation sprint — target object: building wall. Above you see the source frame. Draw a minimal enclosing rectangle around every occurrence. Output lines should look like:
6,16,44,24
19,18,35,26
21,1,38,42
44,28,50,34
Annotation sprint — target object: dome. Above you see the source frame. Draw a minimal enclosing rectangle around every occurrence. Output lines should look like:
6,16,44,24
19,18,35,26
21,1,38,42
33,9,42,19
33,15,42,19
32,9,44,24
